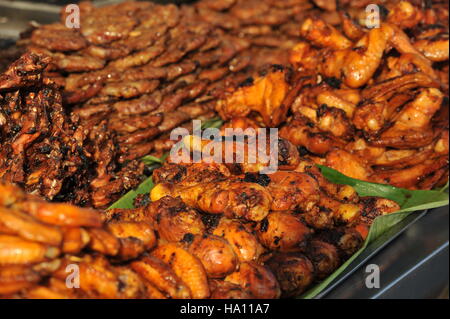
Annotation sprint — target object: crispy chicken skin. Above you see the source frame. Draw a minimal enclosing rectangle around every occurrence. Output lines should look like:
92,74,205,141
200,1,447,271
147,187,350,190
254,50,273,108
131,255,191,299
305,240,340,279
152,243,210,299
280,123,337,156
153,162,230,185
212,218,265,263
0,139,404,300
325,149,372,181
316,227,364,259
148,196,205,242
266,171,320,211
60,227,90,254
257,212,312,252
168,131,301,178
0,265,41,295
271,3,449,190
106,221,156,260
209,279,254,299
225,262,281,299
187,234,238,278
0,235,59,266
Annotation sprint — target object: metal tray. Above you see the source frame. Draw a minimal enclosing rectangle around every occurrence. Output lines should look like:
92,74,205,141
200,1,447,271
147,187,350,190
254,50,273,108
1,0,448,299
322,205,449,298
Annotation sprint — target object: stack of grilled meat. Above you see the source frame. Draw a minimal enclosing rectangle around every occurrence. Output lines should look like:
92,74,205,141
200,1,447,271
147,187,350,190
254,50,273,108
1,0,327,208
22,0,318,162
216,0,450,189
0,134,401,298
0,52,144,208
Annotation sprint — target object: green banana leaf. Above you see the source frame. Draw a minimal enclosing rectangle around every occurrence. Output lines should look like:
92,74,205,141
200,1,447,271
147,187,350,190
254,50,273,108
300,165,449,299
108,154,165,210
141,155,165,165
108,176,155,210
201,117,224,129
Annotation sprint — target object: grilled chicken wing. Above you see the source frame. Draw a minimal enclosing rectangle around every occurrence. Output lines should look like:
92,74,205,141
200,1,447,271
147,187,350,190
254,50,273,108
152,243,210,299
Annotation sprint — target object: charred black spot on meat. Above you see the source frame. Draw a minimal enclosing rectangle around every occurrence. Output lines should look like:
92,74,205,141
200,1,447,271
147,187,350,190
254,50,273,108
297,146,311,156
278,139,290,165
38,144,52,154
378,4,389,19
243,172,271,187
273,236,281,245
323,77,341,89
201,213,221,230
259,217,269,232
238,77,254,87
133,193,150,208
180,233,195,244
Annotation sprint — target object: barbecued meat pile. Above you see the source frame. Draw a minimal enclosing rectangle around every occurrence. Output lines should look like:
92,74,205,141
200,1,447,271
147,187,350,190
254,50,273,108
19,0,318,162
216,0,450,189
0,52,144,208
0,134,401,299
6,0,327,208
2,0,448,207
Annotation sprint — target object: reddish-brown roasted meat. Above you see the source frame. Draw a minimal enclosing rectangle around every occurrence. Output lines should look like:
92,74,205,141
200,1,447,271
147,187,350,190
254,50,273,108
19,0,319,164
0,52,144,207
214,0,449,190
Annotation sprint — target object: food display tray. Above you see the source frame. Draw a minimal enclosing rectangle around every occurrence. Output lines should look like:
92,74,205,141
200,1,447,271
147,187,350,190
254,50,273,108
1,0,448,299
